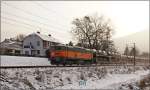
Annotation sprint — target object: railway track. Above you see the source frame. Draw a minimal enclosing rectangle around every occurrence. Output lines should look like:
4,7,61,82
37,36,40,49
0,64,149,69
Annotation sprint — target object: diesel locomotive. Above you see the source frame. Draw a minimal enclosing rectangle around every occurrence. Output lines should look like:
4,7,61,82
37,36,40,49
49,45,97,65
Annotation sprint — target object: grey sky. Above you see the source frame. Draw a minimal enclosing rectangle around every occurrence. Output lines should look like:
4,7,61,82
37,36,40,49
1,1,149,44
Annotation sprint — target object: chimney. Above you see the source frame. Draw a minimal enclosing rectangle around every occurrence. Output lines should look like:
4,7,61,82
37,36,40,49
48,34,51,37
37,31,40,34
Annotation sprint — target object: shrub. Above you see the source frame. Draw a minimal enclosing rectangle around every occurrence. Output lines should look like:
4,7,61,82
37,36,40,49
22,78,36,90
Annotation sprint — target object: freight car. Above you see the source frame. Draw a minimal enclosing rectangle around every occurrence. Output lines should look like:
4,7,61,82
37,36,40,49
49,45,97,65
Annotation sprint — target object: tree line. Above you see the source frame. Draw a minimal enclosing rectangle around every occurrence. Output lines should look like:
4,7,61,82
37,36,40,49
123,45,149,57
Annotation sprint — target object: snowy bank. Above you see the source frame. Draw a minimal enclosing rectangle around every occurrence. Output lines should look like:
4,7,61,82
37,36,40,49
55,69,150,89
0,66,149,90
0,55,50,66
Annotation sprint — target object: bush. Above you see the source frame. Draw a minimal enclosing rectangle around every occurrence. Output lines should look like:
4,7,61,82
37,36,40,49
138,74,150,89
80,73,85,80
22,78,36,90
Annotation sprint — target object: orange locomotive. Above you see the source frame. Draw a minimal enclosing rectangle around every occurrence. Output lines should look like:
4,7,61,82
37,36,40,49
49,45,96,65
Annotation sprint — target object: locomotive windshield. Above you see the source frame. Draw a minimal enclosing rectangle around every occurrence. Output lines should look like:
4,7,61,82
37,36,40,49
50,45,66,50
50,45,93,53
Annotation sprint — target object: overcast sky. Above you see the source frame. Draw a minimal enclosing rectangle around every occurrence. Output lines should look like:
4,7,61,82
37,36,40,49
1,1,149,43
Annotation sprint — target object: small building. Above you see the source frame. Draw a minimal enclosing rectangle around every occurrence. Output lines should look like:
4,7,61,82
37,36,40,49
22,32,61,56
0,39,22,55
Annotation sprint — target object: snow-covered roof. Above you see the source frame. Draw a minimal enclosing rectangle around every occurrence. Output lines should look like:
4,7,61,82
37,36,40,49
0,40,22,50
31,33,60,43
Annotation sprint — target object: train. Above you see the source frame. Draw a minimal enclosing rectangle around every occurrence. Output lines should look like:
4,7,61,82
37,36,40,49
48,45,114,65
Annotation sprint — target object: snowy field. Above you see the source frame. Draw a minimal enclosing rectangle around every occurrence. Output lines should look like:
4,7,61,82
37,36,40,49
0,66,150,90
0,55,50,66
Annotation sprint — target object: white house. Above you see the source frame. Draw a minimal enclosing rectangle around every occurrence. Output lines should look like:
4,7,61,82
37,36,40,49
0,38,22,55
23,32,60,56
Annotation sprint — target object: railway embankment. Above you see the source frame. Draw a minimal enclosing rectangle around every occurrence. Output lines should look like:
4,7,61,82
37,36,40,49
0,65,149,90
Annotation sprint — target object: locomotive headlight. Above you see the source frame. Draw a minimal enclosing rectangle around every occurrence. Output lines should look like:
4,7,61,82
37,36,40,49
51,52,55,56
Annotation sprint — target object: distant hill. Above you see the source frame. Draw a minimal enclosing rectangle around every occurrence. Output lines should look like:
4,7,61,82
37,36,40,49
113,30,149,54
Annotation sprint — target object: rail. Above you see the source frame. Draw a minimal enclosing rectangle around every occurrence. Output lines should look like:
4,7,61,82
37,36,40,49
0,64,149,69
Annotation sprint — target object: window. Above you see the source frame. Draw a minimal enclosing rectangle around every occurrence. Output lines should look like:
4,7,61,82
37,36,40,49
55,46,62,50
37,41,40,46
37,50,40,54
55,46,66,50
43,41,48,48
15,50,20,54
24,45,30,48
25,51,29,55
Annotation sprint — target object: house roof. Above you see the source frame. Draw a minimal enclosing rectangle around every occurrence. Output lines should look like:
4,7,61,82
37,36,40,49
31,33,60,43
0,40,22,50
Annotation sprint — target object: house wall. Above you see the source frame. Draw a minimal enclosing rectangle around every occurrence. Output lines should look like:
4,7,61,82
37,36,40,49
23,34,46,56
23,33,61,56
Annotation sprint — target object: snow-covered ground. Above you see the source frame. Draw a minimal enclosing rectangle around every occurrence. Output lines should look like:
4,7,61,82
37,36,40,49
1,55,150,90
0,66,149,90
0,55,50,66
56,67,150,89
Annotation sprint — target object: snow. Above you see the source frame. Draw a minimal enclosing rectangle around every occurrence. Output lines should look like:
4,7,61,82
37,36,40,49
0,55,149,90
0,55,50,66
33,33,60,43
1,66,149,90
55,67,150,89
101,70,150,89
0,39,22,50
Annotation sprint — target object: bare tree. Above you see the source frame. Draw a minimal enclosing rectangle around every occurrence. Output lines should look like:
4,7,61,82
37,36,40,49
140,52,149,58
124,45,129,56
129,46,139,56
15,34,26,41
68,41,73,46
71,14,116,55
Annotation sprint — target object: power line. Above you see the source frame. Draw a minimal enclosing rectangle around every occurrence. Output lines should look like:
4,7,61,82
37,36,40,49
2,2,72,43
2,16,66,34
2,11,67,34
2,20,54,38
34,2,69,20
2,2,68,29
2,20,37,31
2,20,70,40
2,16,37,29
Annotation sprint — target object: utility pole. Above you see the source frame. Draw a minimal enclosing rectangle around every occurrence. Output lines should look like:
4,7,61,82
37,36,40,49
133,43,136,72
149,50,150,66
127,43,136,72
125,44,129,65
